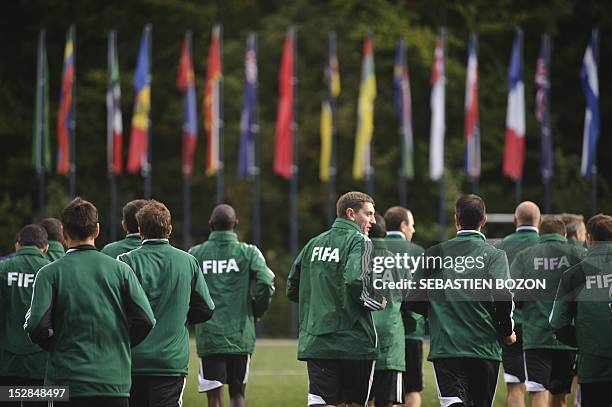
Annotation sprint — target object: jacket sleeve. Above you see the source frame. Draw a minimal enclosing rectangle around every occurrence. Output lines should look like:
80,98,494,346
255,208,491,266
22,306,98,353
345,237,385,311
550,269,579,347
286,246,304,303
489,250,515,337
121,265,156,347
249,246,275,318
187,259,215,324
23,266,55,351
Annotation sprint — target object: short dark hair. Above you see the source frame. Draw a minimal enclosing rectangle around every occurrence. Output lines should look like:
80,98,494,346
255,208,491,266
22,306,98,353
136,200,172,239
455,195,486,230
39,218,63,241
123,199,148,233
539,216,566,235
17,224,48,248
61,197,98,241
561,213,584,237
586,214,612,242
336,191,374,218
384,206,409,232
368,213,386,238
209,204,237,231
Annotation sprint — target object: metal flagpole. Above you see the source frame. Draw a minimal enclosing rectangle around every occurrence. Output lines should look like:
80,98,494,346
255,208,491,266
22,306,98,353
36,29,46,217
217,24,224,204
438,28,446,242
398,38,407,208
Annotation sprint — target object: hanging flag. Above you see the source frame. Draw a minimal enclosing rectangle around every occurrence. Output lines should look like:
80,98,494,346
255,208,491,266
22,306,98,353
274,29,295,179
238,33,258,178
107,31,123,176
429,36,445,181
57,26,75,176
464,33,480,180
393,37,414,179
204,25,222,176
580,30,599,178
503,29,525,180
535,33,552,181
127,25,151,174
178,32,198,177
353,31,376,180
320,33,340,182
33,30,51,174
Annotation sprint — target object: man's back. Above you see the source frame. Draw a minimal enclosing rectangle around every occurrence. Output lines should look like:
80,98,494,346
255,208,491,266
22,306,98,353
119,240,214,375
0,247,50,379
189,231,274,356
287,218,381,361
24,247,154,397
102,233,141,259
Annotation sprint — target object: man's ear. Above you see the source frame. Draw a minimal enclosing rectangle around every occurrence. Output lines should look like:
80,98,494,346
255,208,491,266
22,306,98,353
121,220,128,233
168,225,172,237
42,244,49,254
15,242,20,251
94,223,101,239
482,215,488,229
346,208,356,221
454,213,460,229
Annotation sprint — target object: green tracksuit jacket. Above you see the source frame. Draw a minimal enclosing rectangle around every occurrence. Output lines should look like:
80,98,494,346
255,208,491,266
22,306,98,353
550,243,612,384
287,218,384,361
102,233,141,259
406,230,514,361
495,227,540,324
45,240,65,262
371,238,404,371
0,247,50,379
119,239,215,375
509,234,583,350
24,246,155,397
189,231,274,356
384,233,426,341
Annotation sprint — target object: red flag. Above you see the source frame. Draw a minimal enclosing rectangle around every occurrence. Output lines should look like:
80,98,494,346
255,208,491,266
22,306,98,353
274,30,294,179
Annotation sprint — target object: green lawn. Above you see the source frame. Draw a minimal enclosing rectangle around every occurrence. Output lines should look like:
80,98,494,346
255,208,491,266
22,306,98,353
182,338,514,407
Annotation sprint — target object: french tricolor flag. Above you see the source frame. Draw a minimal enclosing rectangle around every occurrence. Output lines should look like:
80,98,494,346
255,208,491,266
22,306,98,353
503,29,525,180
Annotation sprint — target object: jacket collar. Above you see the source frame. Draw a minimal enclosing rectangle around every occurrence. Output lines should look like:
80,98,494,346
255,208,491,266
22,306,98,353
332,218,363,234
455,229,486,241
142,238,170,245
66,244,97,254
539,233,566,243
385,231,406,240
126,233,141,240
516,225,539,234
48,240,65,251
209,231,238,242
15,246,46,257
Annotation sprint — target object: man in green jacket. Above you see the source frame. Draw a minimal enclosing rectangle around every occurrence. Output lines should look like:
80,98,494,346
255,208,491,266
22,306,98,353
0,224,50,406
102,199,147,258
550,214,612,407
561,213,587,250
510,216,584,407
406,194,516,407
287,191,385,407
495,200,541,407
39,217,65,261
189,204,274,407
119,200,215,407
368,214,404,407
383,206,425,407
24,197,155,407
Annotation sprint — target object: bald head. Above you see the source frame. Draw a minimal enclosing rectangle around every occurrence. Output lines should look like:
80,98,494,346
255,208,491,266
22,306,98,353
209,204,237,231
514,201,541,227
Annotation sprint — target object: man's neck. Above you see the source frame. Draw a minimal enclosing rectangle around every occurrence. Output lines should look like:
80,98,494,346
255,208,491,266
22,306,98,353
66,238,95,248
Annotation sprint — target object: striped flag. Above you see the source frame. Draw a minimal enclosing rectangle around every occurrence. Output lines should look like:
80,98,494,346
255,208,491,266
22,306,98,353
429,36,445,181
273,29,295,179
127,25,151,174
238,32,258,178
580,30,599,178
503,29,525,180
57,26,75,176
320,32,340,182
177,32,198,177
106,31,123,176
535,33,553,181
353,31,376,180
204,25,222,176
464,33,480,180
33,30,51,174
393,37,414,179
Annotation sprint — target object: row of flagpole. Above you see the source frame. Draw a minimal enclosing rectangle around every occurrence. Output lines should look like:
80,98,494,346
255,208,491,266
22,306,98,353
32,25,601,244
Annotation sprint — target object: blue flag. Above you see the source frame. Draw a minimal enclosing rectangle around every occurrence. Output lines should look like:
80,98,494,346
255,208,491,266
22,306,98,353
580,30,599,178
238,33,257,178
535,33,553,181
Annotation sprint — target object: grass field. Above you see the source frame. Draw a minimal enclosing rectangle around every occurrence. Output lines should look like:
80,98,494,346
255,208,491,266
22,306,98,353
182,338,514,407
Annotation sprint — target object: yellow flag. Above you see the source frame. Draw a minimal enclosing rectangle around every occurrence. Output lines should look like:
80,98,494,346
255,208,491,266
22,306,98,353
320,101,332,181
